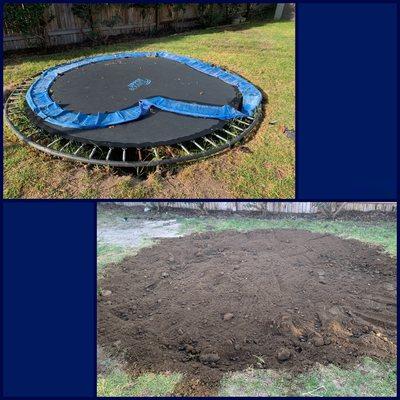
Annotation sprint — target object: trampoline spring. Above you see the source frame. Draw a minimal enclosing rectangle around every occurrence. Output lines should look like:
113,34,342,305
25,128,41,138
122,148,127,162
74,144,85,155
166,146,176,158
204,137,217,147
89,147,97,159
47,137,62,148
222,129,237,137
213,133,228,143
7,106,20,112
25,131,36,139
106,148,113,161
178,143,191,155
236,119,251,127
59,140,72,152
230,123,245,132
191,140,205,151
247,115,255,121
89,146,96,158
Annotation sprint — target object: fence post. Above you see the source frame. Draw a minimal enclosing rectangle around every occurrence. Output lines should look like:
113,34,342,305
274,4,285,20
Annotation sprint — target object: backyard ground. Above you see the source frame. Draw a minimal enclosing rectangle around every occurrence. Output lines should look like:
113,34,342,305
97,204,396,396
4,20,295,199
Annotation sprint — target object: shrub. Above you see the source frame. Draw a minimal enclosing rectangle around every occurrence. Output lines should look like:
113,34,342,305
3,3,54,49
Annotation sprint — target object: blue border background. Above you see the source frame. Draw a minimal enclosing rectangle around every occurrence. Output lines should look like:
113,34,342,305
2,202,96,397
297,2,398,199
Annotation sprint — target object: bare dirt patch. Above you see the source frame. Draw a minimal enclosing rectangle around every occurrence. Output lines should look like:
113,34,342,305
98,230,396,387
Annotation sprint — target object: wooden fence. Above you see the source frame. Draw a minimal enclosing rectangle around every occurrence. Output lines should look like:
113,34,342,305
116,202,397,214
3,3,270,51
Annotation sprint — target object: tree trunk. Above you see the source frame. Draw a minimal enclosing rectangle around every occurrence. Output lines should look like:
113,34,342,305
88,5,95,31
246,3,251,19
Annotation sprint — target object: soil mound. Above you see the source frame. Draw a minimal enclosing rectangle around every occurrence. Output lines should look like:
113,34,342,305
98,230,397,383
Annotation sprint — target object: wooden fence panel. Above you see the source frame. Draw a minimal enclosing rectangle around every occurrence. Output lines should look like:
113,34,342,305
115,202,396,214
3,4,203,51
3,3,260,51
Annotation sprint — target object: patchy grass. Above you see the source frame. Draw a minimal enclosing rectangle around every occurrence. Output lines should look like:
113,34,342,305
97,369,182,397
297,358,397,397
219,358,397,397
179,217,397,256
97,243,134,271
4,20,295,199
219,368,290,397
97,237,159,273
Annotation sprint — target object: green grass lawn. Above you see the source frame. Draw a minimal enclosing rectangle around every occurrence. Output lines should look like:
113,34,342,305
4,20,295,199
97,209,396,396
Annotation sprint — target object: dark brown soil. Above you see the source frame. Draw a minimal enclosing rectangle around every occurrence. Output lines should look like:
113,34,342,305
98,229,397,385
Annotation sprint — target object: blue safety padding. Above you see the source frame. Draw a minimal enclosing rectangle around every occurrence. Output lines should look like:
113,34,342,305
26,52,262,130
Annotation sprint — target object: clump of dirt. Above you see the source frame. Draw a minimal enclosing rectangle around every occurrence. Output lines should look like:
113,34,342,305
98,230,397,385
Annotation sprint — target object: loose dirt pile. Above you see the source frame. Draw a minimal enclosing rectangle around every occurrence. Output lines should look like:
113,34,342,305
98,230,397,384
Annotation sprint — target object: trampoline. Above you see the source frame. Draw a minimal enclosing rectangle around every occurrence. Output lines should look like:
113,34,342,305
5,51,263,169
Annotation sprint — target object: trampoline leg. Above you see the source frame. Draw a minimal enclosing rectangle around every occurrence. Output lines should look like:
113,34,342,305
122,148,127,162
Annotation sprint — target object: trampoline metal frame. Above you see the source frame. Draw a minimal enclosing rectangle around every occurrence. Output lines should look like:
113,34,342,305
4,74,262,169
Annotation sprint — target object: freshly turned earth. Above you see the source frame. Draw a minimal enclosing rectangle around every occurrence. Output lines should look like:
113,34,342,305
98,229,397,384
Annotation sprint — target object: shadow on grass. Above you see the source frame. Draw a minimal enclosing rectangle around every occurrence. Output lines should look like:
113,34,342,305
219,358,396,397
